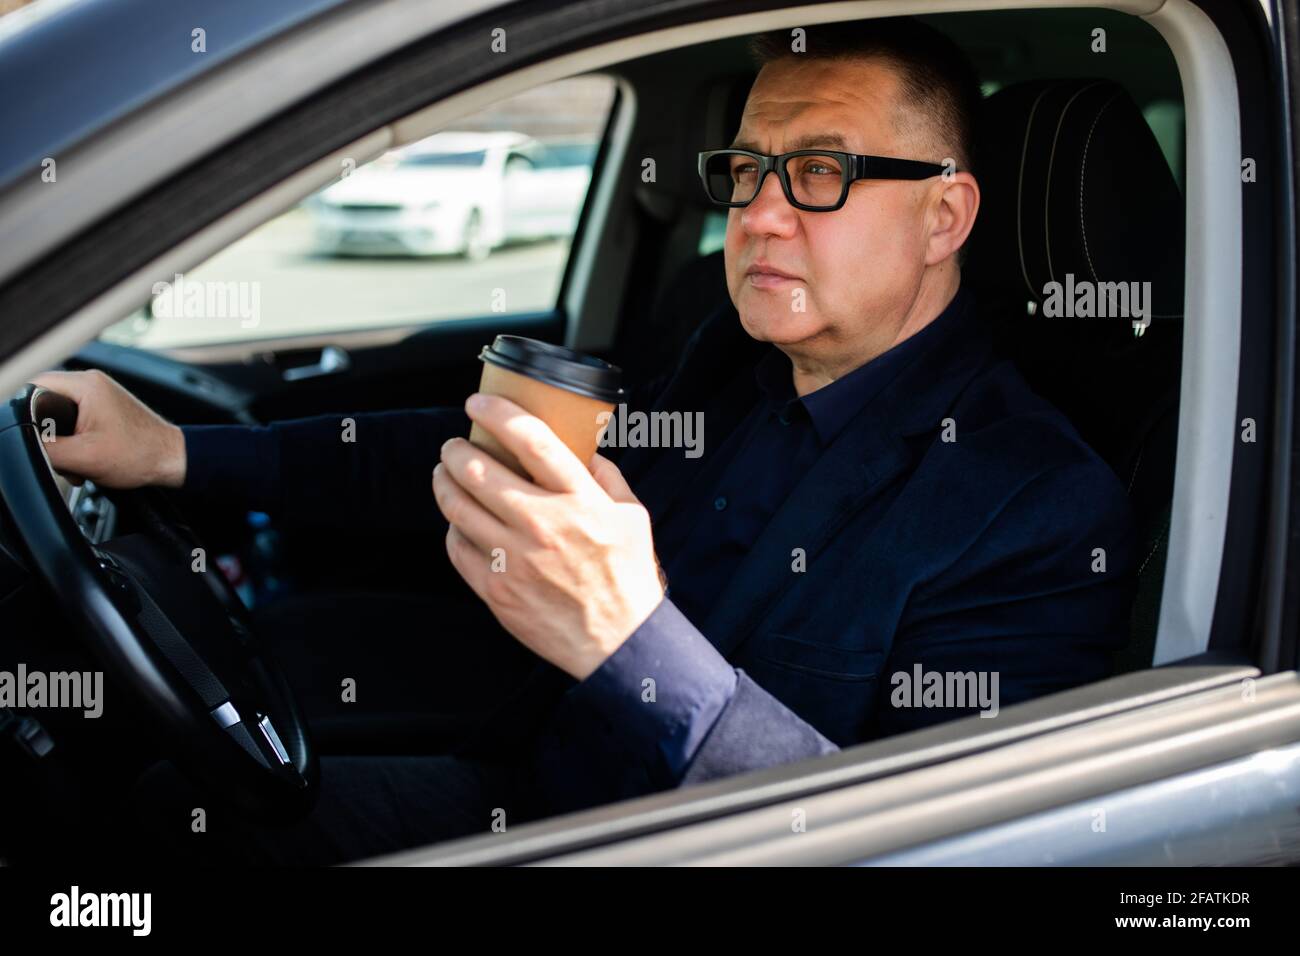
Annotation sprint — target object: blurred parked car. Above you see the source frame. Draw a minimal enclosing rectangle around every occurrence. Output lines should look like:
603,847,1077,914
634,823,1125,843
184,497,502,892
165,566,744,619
307,131,530,259
503,137,598,241
305,131,595,260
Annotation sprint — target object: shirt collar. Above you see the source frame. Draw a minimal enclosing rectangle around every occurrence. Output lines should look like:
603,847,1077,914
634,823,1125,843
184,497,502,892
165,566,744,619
754,283,975,446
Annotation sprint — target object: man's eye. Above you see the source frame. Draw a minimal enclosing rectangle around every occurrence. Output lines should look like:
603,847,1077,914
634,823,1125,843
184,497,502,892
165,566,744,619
806,162,836,176
732,163,758,179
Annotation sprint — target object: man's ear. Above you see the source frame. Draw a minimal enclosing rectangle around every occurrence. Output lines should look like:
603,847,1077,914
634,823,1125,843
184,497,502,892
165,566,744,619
925,172,980,267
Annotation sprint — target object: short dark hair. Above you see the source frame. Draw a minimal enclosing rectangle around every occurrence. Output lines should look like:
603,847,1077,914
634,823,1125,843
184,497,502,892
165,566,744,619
747,18,981,175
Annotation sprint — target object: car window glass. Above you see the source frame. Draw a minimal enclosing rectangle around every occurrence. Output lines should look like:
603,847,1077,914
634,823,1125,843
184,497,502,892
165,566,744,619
100,75,616,350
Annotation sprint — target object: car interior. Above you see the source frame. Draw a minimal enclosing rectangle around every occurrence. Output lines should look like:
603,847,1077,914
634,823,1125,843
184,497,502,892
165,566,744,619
0,0,1284,865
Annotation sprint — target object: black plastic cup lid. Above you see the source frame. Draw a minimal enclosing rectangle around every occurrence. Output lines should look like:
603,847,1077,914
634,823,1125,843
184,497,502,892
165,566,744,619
478,335,625,403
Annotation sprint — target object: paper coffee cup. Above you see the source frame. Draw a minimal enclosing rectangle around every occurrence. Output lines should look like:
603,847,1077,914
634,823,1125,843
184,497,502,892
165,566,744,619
468,335,625,480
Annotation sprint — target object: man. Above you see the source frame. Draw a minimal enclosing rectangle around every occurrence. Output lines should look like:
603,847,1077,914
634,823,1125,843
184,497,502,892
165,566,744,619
34,18,1135,863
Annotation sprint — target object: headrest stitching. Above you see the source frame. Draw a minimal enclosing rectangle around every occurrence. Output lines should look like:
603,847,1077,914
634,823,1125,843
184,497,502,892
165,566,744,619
1079,92,1122,284
1015,87,1052,301
1044,82,1106,287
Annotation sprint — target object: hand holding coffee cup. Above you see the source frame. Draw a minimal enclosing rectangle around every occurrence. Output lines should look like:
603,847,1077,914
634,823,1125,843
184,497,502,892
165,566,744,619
466,336,670,591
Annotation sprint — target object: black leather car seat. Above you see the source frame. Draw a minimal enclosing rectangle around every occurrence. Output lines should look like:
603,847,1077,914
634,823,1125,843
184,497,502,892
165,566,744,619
965,78,1185,673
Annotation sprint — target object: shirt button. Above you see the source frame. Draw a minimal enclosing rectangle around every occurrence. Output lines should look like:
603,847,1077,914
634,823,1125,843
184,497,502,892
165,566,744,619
714,496,728,511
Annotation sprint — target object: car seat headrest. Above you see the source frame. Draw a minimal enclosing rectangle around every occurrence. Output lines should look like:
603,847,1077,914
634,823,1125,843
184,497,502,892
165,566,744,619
966,78,1184,328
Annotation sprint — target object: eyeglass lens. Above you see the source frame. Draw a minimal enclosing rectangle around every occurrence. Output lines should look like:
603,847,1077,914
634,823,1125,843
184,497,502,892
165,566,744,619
703,151,845,207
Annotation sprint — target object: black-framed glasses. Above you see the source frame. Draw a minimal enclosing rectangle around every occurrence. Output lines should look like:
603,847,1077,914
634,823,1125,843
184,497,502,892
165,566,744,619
697,148,952,211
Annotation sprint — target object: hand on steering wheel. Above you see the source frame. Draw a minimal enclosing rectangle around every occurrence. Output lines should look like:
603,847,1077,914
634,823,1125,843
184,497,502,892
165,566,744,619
0,384,318,822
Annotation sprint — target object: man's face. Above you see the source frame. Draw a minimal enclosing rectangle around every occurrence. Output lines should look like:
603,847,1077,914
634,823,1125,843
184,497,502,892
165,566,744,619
724,56,949,359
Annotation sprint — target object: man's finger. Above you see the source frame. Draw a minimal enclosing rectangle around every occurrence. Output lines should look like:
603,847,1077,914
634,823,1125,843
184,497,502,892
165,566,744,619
440,436,544,530
432,462,514,555
34,425,95,477
445,524,491,603
464,393,597,494
29,370,98,410
588,453,640,504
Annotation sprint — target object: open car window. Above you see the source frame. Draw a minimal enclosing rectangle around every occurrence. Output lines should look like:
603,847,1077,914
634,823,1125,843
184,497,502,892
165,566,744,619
98,76,615,351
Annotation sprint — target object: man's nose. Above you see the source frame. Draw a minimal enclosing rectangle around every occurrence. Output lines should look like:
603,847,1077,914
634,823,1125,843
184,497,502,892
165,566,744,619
739,168,798,236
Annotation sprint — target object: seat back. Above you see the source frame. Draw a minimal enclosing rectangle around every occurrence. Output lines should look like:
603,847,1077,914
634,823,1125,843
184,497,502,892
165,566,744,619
965,79,1186,672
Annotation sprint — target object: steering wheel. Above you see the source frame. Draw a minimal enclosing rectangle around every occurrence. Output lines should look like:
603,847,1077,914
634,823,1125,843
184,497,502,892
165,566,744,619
0,384,317,822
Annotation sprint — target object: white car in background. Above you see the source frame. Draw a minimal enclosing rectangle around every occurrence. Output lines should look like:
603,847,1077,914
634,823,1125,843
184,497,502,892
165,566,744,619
306,131,595,260
504,137,598,241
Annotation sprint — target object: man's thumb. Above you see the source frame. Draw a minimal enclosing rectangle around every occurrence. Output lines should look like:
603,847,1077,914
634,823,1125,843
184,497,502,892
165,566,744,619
30,370,94,406
589,453,639,504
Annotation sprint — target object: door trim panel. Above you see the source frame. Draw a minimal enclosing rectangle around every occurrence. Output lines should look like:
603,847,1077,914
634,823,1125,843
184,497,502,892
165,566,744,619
535,670,1300,866
865,741,1300,866
366,660,1265,866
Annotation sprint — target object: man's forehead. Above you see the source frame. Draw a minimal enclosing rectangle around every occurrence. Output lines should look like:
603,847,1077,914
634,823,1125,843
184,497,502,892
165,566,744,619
729,130,851,152
731,59,903,153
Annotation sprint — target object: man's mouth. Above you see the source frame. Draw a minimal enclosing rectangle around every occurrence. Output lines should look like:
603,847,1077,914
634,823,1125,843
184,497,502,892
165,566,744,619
745,261,802,290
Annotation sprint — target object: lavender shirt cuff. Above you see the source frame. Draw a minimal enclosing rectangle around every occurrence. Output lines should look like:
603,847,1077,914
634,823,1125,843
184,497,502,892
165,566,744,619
563,596,738,783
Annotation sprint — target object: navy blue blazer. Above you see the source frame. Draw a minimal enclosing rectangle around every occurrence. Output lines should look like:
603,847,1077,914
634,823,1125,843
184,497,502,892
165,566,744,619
181,291,1137,819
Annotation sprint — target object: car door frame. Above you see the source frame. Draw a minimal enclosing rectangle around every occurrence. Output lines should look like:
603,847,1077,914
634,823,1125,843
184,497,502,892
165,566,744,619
0,0,1291,865
375,0,1300,866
